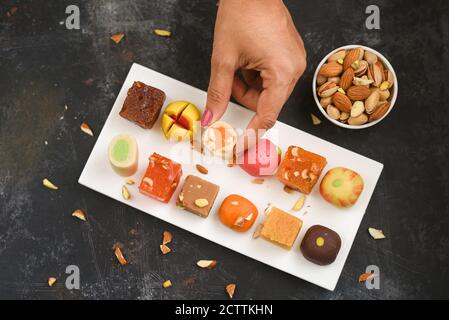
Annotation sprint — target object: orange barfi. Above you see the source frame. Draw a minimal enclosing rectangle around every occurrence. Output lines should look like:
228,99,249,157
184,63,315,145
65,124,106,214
277,146,327,194
260,206,303,249
139,153,182,203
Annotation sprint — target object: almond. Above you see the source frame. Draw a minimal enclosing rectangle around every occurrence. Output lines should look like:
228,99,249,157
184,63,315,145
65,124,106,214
251,178,264,184
372,61,384,87
292,195,306,212
348,113,368,126
42,178,58,190
194,198,209,208
339,112,350,122
318,81,339,98
347,86,371,101
110,33,124,44
154,29,172,37
160,244,171,255
48,277,57,287
332,92,352,113
328,76,340,84
319,96,332,108
196,164,208,175
80,122,94,136
350,101,365,118
354,60,368,77
364,51,378,64
162,231,172,245
72,209,87,221
319,61,343,77
125,179,135,185
316,74,327,86
326,105,341,119
369,101,390,122
365,90,380,114
368,227,386,239
197,260,217,269
122,185,131,200
327,50,346,62
343,48,361,70
114,247,127,266
253,224,264,239
339,68,354,90
310,113,321,125
226,284,236,299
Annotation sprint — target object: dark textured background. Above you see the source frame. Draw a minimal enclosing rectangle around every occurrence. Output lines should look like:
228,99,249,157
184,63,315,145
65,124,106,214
1,0,448,299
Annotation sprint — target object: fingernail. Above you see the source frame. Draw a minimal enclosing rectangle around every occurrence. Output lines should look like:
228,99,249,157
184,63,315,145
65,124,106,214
201,109,213,127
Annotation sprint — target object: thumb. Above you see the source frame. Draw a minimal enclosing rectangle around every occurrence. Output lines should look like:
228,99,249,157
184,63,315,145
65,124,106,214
202,56,236,126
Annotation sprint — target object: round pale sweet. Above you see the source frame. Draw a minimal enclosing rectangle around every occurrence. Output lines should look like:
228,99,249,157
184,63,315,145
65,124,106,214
108,134,138,177
202,121,237,160
320,167,364,208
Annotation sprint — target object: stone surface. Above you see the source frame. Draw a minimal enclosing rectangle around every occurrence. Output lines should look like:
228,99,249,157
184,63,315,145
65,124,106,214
0,0,448,299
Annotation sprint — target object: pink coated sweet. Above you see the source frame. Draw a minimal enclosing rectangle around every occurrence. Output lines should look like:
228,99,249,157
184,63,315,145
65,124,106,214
238,139,281,177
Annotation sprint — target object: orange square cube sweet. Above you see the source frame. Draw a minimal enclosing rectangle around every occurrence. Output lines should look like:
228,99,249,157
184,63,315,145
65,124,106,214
261,206,303,249
139,153,182,203
277,146,327,194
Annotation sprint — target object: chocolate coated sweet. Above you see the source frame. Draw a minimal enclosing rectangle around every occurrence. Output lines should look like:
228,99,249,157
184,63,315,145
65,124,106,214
300,225,341,265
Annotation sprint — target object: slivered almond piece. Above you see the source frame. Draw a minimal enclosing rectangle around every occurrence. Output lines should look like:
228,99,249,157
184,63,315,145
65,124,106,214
125,179,135,185
292,195,306,212
196,164,208,175
226,283,236,299
162,231,173,245
368,227,386,239
162,280,172,288
110,33,124,43
197,260,217,269
122,185,131,200
251,178,264,185
48,277,57,287
72,209,87,221
359,272,376,282
154,29,172,37
234,216,245,227
310,113,321,125
114,247,127,266
283,185,295,194
80,122,94,136
43,178,58,190
245,213,254,221
194,198,209,208
160,244,171,255
252,224,263,239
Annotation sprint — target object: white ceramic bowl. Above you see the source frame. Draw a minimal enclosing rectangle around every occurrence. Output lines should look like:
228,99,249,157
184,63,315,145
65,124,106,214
312,45,398,129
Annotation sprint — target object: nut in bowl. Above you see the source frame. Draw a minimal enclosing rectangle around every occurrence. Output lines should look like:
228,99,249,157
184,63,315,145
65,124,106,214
313,45,398,129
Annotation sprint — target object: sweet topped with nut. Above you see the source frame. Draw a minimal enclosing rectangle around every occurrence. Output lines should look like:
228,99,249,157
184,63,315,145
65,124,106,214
218,194,258,232
176,175,220,218
139,153,182,203
317,47,395,126
277,146,327,194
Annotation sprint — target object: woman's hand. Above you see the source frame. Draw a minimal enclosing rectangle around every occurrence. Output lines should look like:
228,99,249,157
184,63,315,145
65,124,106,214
202,0,307,140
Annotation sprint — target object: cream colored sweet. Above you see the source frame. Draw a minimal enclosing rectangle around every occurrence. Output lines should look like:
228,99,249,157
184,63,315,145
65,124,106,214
319,167,364,208
108,134,138,177
202,121,237,160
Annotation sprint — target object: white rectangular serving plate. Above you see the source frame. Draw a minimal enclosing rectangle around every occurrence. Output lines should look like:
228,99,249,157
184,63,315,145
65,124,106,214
79,63,383,291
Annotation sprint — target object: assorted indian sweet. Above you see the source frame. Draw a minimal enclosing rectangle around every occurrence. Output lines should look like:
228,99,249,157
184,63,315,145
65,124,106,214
202,121,237,161
277,146,327,194
218,194,258,232
260,206,303,250
119,81,166,129
177,175,220,218
320,167,364,208
139,153,182,203
238,139,281,177
161,100,201,141
108,134,138,177
300,225,341,265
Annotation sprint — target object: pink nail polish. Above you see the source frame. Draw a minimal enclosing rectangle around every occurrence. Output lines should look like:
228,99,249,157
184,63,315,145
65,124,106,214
201,109,213,126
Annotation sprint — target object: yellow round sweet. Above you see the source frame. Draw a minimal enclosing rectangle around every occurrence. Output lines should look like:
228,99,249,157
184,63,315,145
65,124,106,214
320,167,364,208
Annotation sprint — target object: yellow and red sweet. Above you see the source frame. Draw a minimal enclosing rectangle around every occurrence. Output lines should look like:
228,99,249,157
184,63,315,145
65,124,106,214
218,194,258,232
277,146,327,194
139,153,182,203
161,101,201,141
320,167,364,208
238,139,281,177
